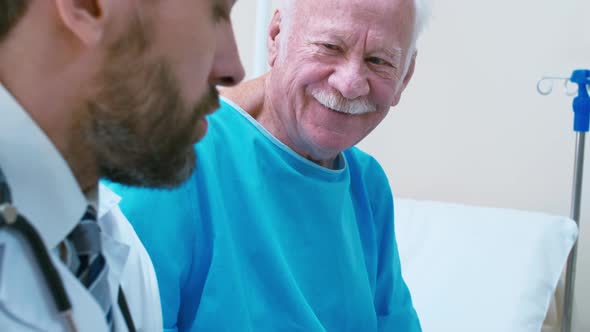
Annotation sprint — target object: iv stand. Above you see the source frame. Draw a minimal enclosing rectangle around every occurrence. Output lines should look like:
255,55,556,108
563,70,589,332
539,69,590,332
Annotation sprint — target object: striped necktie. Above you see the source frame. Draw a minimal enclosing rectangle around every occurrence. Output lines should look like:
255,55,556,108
64,205,113,329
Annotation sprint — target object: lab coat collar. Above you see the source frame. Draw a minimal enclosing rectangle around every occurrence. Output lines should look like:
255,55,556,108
0,83,87,249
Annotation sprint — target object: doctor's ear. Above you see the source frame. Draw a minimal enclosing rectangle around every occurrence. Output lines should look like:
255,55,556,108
390,50,417,107
54,0,110,46
267,9,283,67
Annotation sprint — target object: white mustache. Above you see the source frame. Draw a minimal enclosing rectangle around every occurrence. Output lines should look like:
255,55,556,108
309,88,377,115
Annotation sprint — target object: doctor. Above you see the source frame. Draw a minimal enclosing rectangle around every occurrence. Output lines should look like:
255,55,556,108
0,0,243,331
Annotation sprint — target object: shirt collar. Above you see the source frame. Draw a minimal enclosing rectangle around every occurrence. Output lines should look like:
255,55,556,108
0,83,87,249
97,183,121,220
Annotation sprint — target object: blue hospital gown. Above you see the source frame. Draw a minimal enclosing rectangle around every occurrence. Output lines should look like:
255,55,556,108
106,97,421,332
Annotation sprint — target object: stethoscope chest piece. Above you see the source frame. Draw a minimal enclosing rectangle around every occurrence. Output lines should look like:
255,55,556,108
0,203,18,225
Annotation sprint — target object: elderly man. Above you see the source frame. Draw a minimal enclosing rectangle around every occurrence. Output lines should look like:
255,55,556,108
0,0,243,331
109,0,425,330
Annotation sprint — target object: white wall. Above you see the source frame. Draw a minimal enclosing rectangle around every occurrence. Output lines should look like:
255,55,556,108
231,0,590,330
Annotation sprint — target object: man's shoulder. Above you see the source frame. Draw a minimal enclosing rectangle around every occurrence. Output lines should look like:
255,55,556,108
344,146,394,215
206,97,252,133
100,178,200,238
193,97,258,156
344,146,389,184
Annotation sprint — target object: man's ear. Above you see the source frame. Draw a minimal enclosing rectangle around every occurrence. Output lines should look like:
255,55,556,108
267,9,283,67
54,0,109,46
390,50,417,107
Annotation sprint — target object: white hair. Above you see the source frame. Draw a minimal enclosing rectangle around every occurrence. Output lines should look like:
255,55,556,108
279,0,431,46
413,0,431,41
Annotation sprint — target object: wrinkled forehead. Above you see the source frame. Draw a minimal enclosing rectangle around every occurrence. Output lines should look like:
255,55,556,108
291,0,417,49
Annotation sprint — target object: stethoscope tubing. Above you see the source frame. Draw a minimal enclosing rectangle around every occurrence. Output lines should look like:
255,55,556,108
0,167,135,332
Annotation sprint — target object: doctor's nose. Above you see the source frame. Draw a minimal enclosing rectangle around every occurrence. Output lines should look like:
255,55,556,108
210,25,245,87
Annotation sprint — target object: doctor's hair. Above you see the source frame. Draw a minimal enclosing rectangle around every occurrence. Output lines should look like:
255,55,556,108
0,0,30,43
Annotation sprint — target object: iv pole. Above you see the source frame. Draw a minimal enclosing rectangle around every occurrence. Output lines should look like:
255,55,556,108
562,70,589,332
539,69,590,332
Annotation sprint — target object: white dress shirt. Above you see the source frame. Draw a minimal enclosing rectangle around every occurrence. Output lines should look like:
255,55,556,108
0,84,162,331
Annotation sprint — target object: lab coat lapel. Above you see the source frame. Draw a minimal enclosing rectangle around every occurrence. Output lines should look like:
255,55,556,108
102,232,131,331
0,233,109,331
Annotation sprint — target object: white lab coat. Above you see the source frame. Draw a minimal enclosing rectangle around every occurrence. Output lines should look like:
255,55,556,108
0,84,162,331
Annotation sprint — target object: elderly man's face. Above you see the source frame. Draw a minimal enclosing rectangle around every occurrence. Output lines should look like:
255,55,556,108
267,0,416,162
87,0,244,187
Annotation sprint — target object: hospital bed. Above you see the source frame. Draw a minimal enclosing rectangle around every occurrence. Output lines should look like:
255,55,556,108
390,71,588,332
394,198,578,332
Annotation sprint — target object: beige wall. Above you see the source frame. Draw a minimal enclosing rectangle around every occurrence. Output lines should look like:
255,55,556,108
230,0,590,330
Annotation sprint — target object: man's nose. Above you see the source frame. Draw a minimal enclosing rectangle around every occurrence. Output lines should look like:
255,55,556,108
209,25,245,87
327,60,370,100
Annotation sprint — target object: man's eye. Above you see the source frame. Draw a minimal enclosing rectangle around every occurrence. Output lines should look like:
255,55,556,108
322,43,341,52
367,56,392,67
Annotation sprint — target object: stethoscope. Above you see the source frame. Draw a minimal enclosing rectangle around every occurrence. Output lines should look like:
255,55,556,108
0,167,136,332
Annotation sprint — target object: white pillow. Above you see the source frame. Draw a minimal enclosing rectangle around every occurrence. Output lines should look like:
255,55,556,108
394,198,578,332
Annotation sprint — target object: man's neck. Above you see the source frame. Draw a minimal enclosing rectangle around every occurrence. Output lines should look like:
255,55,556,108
259,75,339,169
61,126,100,193
221,74,341,169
